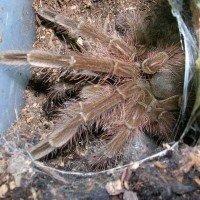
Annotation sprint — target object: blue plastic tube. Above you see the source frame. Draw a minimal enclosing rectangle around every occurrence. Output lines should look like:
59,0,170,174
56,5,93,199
0,1,35,134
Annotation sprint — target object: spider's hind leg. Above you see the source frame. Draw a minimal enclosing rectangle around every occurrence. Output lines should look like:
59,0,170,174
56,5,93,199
88,103,148,169
42,82,79,118
43,71,101,118
29,81,142,160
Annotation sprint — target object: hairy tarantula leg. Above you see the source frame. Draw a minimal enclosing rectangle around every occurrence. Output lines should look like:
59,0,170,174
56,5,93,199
106,104,146,158
146,108,176,140
0,51,139,77
37,8,136,58
30,115,82,160
42,82,82,117
47,82,81,103
157,95,180,111
30,81,142,160
142,52,169,74
90,104,147,167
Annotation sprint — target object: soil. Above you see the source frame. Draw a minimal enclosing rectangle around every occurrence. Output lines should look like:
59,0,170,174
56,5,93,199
0,144,200,199
1,0,200,199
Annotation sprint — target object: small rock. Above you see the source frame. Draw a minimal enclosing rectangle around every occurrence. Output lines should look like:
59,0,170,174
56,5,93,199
123,190,138,200
161,187,172,200
172,182,196,195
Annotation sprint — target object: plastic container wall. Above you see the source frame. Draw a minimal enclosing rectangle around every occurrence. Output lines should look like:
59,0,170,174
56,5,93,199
0,1,35,134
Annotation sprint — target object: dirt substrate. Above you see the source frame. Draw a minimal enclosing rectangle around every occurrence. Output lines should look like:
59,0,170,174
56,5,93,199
1,0,200,199
0,144,200,199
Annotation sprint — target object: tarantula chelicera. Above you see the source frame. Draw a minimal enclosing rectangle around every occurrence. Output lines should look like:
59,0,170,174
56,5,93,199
0,6,184,168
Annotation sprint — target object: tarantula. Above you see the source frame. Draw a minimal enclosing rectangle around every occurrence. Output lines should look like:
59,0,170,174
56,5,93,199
0,5,184,168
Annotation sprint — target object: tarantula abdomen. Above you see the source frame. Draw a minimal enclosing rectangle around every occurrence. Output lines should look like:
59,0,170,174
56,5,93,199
150,72,183,100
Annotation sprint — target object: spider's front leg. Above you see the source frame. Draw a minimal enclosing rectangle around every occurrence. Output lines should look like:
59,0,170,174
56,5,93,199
29,81,143,160
0,51,139,78
37,7,139,58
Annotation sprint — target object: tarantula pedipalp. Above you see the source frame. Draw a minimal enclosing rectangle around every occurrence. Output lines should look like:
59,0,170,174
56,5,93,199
0,7,184,167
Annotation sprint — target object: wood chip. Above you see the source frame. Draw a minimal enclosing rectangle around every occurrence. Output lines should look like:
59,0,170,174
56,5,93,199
154,161,168,169
0,184,8,198
14,175,22,187
31,187,38,200
59,160,65,167
105,180,124,196
35,162,68,184
194,177,200,186
9,181,17,190
0,159,7,173
27,116,34,123
121,168,132,190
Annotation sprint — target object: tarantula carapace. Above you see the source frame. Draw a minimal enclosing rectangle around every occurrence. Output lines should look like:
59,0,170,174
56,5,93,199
0,6,184,168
